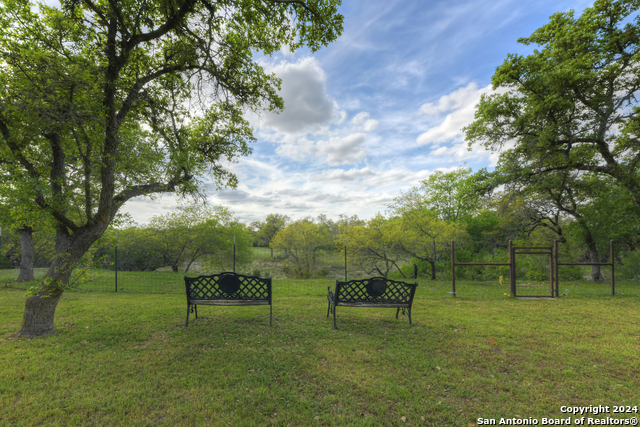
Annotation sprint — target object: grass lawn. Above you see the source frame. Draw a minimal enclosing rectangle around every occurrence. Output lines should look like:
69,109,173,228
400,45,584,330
1,277,639,426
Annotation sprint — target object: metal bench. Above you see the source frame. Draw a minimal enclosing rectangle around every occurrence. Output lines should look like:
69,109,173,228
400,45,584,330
184,272,272,327
327,277,418,329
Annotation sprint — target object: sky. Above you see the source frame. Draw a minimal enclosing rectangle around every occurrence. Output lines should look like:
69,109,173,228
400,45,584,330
121,0,595,225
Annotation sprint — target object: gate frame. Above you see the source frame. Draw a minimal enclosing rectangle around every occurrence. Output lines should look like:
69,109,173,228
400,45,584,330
450,239,615,298
510,245,554,298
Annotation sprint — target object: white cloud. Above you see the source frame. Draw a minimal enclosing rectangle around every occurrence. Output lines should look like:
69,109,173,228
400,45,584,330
274,136,315,162
351,112,379,132
416,82,500,146
315,167,434,186
414,82,514,164
315,167,378,182
319,133,368,165
276,133,368,166
419,82,482,116
260,57,341,134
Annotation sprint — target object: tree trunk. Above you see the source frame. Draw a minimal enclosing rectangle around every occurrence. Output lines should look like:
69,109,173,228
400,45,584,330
16,226,35,282
585,234,605,283
430,260,436,280
16,291,63,337
589,264,604,282
588,249,605,283
16,225,107,337
270,247,273,258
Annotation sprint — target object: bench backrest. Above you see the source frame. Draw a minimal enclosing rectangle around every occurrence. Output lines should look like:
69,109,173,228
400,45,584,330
185,272,272,302
335,277,417,304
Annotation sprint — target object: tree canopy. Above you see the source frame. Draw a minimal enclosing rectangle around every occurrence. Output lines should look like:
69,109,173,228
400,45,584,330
339,214,408,279
270,217,333,278
464,0,640,209
252,213,289,256
0,0,343,336
391,168,479,222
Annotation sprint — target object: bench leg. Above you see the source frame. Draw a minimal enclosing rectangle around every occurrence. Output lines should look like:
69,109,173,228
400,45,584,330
407,307,412,326
333,306,337,330
395,307,400,319
186,304,191,327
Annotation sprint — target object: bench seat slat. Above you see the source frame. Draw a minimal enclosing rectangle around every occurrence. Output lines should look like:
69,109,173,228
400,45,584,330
336,302,411,308
190,299,269,306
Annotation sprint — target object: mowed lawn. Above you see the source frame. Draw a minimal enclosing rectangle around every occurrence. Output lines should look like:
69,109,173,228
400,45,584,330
1,279,639,426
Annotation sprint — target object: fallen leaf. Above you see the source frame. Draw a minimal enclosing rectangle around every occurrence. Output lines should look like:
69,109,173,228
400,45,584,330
401,416,407,422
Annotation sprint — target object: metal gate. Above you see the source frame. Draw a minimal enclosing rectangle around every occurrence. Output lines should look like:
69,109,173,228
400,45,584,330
510,245,554,298
450,240,615,298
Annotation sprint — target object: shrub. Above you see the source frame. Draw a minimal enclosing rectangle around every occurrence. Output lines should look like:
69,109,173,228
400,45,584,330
619,250,640,281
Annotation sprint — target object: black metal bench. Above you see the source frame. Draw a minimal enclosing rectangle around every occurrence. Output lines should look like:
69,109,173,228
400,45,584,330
327,277,418,329
184,272,272,327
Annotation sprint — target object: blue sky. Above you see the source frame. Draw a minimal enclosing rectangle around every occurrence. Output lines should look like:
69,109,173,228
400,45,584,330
122,0,595,225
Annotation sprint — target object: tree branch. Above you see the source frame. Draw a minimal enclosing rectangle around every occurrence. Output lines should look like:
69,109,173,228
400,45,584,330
110,177,188,218
123,0,198,50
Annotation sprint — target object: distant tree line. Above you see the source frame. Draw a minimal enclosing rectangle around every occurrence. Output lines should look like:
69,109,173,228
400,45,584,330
96,205,252,273
5,165,640,282
246,165,640,282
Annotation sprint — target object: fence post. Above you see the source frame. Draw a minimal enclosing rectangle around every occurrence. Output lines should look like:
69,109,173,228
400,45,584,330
610,240,615,296
344,237,347,282
554,240,559,297
115,231,118,293
451,240,456,297
509,240,515,297
549,247,554,297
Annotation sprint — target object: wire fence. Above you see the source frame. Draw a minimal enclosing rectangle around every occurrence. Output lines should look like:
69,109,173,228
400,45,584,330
1,242,639,299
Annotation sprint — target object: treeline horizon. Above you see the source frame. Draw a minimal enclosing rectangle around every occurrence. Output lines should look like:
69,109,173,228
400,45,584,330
4,166,639,283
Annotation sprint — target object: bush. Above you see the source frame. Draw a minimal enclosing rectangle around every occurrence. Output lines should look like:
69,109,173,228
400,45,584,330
0,255,12,269
317,266,331,277
280,260,330,279
618,250,640,281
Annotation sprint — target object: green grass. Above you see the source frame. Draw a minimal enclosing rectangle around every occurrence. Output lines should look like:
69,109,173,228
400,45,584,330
1,277,640,426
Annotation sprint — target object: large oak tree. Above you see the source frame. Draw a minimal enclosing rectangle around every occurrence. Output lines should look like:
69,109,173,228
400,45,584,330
0,0,343,336
465,0,640,209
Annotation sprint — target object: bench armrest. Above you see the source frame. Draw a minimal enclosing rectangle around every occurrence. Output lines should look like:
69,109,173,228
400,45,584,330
327,286,336,318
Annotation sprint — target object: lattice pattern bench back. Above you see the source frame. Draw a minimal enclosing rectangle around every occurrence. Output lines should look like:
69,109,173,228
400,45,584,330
185,272,271,302
336,277,417,304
